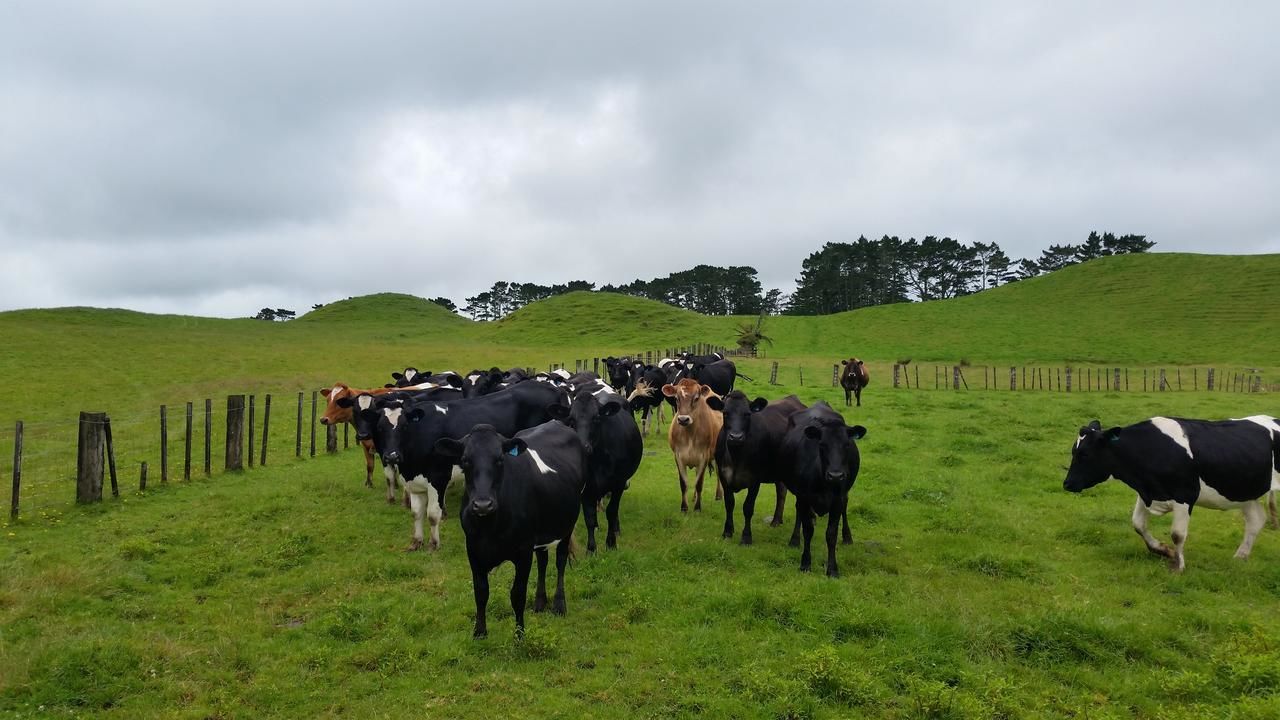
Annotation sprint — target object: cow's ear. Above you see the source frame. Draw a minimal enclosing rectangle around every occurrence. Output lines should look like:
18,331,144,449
336,397,354,408
407,407,426,423
1086,420,1102,432
546,403,570,421
698,385,713,398
705,396,725,412
847,425,867,440
445,374,464,388
600,400,623,417
841,359,848,365
392,372,405,382
803,425,822,441
661,384,677,397
502,438,528,457
321,387,332,397
1104,427,1122,443
750,397,769,413
383,383,395,388
489,367,502,374
433,438,464,459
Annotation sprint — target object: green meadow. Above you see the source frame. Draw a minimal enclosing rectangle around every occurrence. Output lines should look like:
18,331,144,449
2,253,1279,719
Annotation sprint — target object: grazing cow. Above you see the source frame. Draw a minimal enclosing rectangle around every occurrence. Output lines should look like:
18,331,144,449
839,358,870,407
320,381,459,501
461,368,506,398
1063,415,1280,572
549,390,643,552
778,402,867,577
434,422,586,638
359,381,567,551
707,392,805,544
662,378,724,512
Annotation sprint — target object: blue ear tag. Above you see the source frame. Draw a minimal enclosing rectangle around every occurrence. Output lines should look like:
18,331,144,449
508,447,520,457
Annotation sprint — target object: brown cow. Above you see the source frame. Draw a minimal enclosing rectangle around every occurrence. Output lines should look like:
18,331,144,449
839,358,870,407
320,381,452,503
662,378,723,512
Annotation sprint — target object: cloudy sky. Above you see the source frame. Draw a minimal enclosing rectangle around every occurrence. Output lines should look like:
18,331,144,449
2,2,1278,317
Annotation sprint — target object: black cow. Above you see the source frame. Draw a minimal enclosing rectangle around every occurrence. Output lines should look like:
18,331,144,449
1063,415,1280,572
688,359,737,397
549,390,642,552
603,356,633,393
461,367,506,398
839,358,870,407
707,392,805,544
778,402,867,577
434,422,586,638
356,381,567,551
626,364,670,435
680,351,724,366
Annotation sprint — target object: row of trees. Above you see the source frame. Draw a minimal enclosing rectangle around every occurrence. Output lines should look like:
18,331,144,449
434,231,1153,320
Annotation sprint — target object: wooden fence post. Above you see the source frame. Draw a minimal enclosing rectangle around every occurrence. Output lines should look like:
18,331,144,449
295,392,303,458
160,405,168,483
343,422,349,450
1065,367,1072,392
1194,368,1198,391
1159,369,1167,391
1143,370,1148,392
184,402,193,481
10,421,21,518
799,366,804,387
260,394,271,466
893,364,900,388
1009,367,1016,391
310,390,318,458
1206,368,1214,391
1114,368,1120,392
140,462,148,492
769,362,779,385
952,366,959,390
204,399,212,476
326,424,337,453
832,365,839,387
248,395,255,468
104,415,118,498
225,395,245,471
76,411,106,503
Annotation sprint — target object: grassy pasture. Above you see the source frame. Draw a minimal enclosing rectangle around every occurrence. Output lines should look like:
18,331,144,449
2,254,1280,718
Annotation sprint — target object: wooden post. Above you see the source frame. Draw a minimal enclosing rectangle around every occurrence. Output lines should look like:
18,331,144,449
343,421,349,450
1177,369,1182,391
204,399,212,476
769,362,779,385
1194,368,1198,391
310,390,318,457
952,366,959,390
76,411,106,503
1207,368,1214,391
326,424,337,453
248,395,255,468
1113,368,1120,392
10,421,21,519
798,366,804,387
1125,368,1129,391
1009,367,1016,391
104,415,118,498
140,462,148,492
160,405,168,483
832,365,839,387
915,365,919,389
295,392,303,458
260,394,271,466
184,402,193,481
893,364,900,388
1159,369,1167,391
1066,367,1072,392
1143,369,1148,392
225,395,245,471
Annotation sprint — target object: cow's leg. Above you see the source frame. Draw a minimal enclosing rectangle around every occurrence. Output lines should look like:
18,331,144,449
827,495,847,577
581,494,600,554
693,462,709,512
406,488,426,551
789,511,803,547
426,481,444,550
740,482,761,546
722,487,736,539
1234,500,1267,560
841,506,853,545
360,437,375,488
1131,497,1173,558
605,491,623,550
855,386,862,407
1269,491,1279,530
552,536,570,615
766,483,786,527
384,465,398,504
1168,503,1191,572
471,563,490,638
511,553,533,638
533,548,550,613
641,407,651,436
798,499,815,572
844,388,851,406
674,458,689,512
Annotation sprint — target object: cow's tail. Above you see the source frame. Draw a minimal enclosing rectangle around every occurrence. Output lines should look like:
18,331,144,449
737,372,755,383
566,531,580,565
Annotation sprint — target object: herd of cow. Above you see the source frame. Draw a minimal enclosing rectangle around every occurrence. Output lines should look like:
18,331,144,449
318,353,1280,638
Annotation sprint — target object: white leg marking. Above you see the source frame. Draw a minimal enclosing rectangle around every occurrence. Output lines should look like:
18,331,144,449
1150,417,1193,459
409,490,426,546
1235,500,1266,559
1169,502,1191,572
527,449,557,475
426,483,443,550
1132,497,1168,555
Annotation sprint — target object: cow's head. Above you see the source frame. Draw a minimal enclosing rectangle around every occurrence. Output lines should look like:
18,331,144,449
434,424,523,518
548,394,622,455
391,368,429,387
1063,420,1119,492
462,367,505,398
663,379,715,427
607,358,632,390
801,417,866,490
706,391,767,447
319,384,352,426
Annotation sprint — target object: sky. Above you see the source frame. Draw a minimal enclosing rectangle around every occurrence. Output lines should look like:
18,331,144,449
2,1,1278,318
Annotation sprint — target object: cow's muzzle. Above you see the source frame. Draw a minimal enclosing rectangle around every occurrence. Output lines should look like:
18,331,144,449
677,415,692,426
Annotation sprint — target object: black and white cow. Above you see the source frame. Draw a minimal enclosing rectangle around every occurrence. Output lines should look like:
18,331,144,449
390,368,462,389
680,351,725,366
461,368,506,398
549,387,642,552
626,364,670,435
357,381,567,551
337,385,462,503
778,401,867,577
434,422,586,638
1063,415,1280,572
707,391,805,544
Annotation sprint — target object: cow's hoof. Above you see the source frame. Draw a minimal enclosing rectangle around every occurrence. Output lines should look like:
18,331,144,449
788,538,801,548
428,540,440,552
365,480,374,488
387,496,398,505
722,529,733,539
606,537,617,550
405,539,423,552
534,597,548,613
842,537,852,546
739,535,752,546
800,562,812,572
473,628,488,639
681,505,688,513
552,599,566,615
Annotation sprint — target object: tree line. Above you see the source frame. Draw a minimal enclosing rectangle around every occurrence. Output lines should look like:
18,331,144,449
421,231,1153,320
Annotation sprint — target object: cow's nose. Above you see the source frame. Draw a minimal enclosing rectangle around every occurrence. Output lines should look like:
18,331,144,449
826,470,846,484
319,417,329,425
470,499,495,516
677,416,692,426
727,431,746,444
383,451,401,465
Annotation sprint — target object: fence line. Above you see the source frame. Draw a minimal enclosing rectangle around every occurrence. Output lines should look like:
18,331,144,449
888,364,1268,394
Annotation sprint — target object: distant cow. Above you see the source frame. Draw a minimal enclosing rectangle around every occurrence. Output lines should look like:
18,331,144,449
839,359,870,407
435,422,586,638
707,391,805,544
1063,415,1280,572
663,378,723,512
461,368,506,398
549,389,643,552
603,356,633,393
778,402,867,577
626,365,669,435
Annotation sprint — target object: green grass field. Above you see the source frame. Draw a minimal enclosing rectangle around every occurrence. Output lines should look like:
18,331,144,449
2,253,1280,719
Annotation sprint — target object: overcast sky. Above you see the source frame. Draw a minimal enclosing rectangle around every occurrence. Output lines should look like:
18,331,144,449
2,2,1278,317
